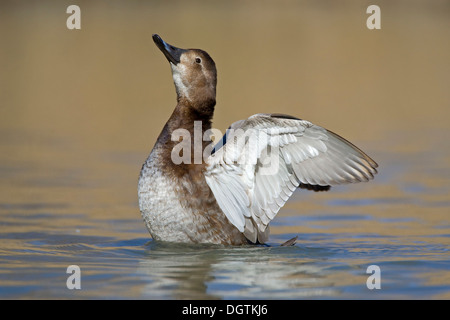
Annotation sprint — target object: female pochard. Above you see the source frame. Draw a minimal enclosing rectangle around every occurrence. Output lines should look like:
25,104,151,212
138,34,378,245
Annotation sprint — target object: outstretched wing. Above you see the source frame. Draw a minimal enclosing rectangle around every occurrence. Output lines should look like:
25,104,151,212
204,113,378,243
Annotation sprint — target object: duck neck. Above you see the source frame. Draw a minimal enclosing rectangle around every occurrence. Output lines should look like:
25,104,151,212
178,95,216,120
155,98,216,170
171,97,215,133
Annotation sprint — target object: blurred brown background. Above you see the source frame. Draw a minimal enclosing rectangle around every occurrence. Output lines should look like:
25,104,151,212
0,0,449,219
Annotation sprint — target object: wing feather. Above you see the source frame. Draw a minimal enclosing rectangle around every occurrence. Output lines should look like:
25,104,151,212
205,113,378,243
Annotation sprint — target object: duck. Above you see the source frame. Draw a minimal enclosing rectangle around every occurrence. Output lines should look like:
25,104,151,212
138,34,378,245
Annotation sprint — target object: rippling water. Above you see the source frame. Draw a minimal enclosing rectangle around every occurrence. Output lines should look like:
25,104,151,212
1,137,448,299
1,0,449,299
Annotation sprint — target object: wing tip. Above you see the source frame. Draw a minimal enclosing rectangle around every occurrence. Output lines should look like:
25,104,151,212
299,183,331,192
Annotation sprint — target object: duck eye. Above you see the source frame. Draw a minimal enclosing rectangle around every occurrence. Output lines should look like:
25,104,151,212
195,57,202,64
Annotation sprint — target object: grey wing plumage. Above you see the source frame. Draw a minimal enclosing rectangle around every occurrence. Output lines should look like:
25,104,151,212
204,113,378,243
